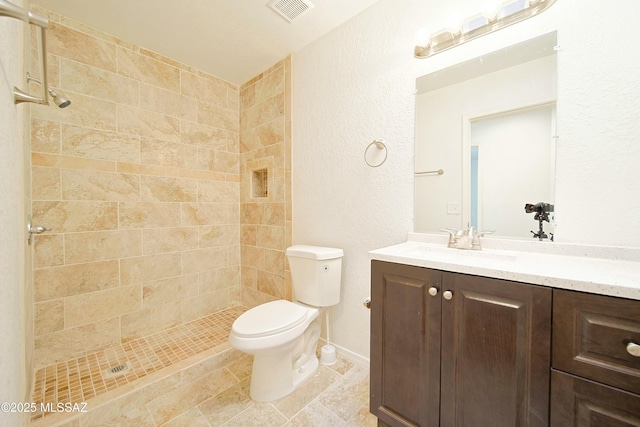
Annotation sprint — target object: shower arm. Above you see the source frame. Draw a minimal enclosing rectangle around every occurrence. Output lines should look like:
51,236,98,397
0,0,50,106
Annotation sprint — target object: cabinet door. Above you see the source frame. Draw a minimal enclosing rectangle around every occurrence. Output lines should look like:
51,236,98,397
440,273,552,427
370,261,442,427
551,370,640,426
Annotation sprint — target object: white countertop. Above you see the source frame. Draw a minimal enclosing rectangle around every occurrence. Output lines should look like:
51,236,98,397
369,233,640,300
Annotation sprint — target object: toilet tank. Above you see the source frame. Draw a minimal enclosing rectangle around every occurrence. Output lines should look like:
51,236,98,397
286,245,343,307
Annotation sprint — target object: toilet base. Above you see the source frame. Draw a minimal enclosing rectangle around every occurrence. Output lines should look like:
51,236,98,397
248,316,322,402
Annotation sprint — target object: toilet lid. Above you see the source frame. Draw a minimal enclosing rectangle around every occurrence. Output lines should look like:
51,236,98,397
233,300,309,338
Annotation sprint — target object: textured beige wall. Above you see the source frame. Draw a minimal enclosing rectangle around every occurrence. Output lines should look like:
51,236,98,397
239,58,292,307
30,8,245,368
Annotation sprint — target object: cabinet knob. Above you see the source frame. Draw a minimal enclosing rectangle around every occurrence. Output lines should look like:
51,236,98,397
443,290,453,300
428,287,438,296
627,342,640,357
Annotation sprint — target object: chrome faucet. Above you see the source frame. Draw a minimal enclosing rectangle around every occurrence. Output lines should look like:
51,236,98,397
441,227,493,250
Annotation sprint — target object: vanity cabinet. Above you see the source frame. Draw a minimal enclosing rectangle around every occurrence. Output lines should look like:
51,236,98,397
550,289,640,426
370,260,552,427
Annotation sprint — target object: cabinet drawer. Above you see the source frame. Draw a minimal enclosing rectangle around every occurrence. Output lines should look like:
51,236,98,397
551,370,640,426
552,289,640,395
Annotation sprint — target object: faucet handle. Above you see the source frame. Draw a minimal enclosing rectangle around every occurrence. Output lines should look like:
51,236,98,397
471,230,495,250
440,228,459,248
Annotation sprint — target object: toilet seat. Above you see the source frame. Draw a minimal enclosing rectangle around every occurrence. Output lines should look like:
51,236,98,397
232,300,310,338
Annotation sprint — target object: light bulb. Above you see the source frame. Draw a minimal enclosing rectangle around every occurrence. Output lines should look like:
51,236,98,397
445,13,463,36
414,27,431,47
481,0,499,21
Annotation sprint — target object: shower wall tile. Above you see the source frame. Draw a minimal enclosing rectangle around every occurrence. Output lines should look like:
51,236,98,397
198,266,241,294
263,249,285,275
239,119,284,152
32,152,116,172
182,247,229,275
34,300,64,336
117,47,180,93
239,93,285,132
197,149,239,174
142,275,199,308
180,120,228,149
181,71,229,108
264,203,285,226
256,225,285,250
257,271,286,300
61,59,140,106
140,175,197,202
241,245,265,271
64,230,142,264
64,285,142,328
198,225,234,248
142,227,199,255
32,234,65,269
32,92,117,132
140,83,197,121
240,224,257,246
181,203,228,226
120,302,183,341
32,200,118,232
32,166,61,200
61,169,141,201
180,290,230,323
197,101,239,132
118,201,182,229
140,138,199,169
46,22,117,73
116,162,181,178
31,119,61,153
33,260,120,302
197,180,239,204
239,59,291,306
30,9,289,367
120,253,182,286
61,124,141,163
117,105,181,143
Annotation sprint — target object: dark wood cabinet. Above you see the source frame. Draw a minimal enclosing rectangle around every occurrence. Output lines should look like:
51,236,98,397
550,289,640,426
370,260,552,427
551,370,640,426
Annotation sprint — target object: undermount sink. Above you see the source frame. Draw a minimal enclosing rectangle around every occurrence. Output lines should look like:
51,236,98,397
398,243,517,262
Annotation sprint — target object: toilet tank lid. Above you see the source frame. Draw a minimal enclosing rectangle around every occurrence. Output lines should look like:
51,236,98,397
286,245,343,260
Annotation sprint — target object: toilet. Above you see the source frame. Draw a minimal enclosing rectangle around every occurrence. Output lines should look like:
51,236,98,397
229,245,343,402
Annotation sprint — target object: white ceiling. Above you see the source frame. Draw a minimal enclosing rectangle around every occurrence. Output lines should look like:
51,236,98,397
30,0,382,85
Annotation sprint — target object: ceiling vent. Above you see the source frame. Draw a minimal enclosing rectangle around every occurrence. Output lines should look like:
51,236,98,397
267,0,315,23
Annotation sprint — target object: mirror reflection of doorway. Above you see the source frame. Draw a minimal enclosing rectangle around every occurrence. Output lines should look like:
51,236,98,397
469,104,556,237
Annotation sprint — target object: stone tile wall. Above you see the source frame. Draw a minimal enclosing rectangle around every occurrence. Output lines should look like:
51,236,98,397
30,8,245,368
238,59,292,307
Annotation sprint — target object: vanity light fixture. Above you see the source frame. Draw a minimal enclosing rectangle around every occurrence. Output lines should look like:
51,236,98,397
414,0,557,59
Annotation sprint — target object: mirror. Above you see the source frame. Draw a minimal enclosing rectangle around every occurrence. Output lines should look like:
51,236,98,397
414,32,557,239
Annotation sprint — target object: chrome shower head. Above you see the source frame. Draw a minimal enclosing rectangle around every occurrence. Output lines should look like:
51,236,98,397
48,88,71,108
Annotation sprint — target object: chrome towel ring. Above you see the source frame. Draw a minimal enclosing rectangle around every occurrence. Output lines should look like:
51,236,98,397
364,139,387,168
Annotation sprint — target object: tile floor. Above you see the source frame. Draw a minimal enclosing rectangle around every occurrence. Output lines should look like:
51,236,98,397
163,352,376,427
30,306,376,426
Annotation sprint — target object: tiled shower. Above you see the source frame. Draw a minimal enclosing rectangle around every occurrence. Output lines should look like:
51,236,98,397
28,6,292,423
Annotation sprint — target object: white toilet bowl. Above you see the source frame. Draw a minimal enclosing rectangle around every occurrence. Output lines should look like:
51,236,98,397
229,300,322,401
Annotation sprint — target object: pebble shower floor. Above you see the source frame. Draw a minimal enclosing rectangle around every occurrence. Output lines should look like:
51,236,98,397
30,306,245,422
